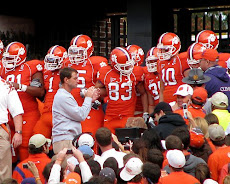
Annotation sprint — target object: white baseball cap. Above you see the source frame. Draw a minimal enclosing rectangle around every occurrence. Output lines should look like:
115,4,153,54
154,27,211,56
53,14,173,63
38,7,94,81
78,133,94,148
203,179,218,184
166,149,185,169
29,134,51,148
210,92,228,108
120,157,143,181
173,84,193,96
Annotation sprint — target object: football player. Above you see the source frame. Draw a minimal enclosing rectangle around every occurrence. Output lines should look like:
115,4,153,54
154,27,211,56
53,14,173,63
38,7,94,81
126,45,148,121
0,41,45,161
33,45,67,138
144,47,161,114
157,32,190,103
187,42,207,69
196,30,230,68
63,34,108,137
95,47,146,134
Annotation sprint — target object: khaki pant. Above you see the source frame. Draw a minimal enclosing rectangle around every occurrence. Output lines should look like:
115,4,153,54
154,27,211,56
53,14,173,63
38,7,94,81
0,125,12,182
53,140,72,154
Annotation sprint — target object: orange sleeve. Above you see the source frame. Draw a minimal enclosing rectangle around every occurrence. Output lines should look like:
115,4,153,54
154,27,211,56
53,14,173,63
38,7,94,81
208,153,219,181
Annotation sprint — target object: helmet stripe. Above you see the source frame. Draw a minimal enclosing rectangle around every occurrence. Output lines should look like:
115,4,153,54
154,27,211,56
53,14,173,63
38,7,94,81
196,30,205,42
5,42,17,52
72,35,82,45
117,47,131,61
50,45,59,54
158,32,168,44
150,47,155,56
189,43,196,60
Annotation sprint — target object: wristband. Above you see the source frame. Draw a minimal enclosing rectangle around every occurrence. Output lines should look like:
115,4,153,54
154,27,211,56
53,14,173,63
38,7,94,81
35,177,41,181
21,84,27,92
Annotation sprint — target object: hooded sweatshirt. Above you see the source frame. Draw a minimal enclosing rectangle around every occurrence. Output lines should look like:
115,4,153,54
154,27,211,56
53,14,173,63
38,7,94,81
204,65,230,98
155,112,187,140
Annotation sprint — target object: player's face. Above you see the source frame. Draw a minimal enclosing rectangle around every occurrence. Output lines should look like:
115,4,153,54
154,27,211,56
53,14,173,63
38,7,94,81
68,72,79,89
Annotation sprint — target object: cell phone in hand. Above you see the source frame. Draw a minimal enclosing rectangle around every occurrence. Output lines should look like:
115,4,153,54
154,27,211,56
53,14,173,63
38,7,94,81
182,103,188,119
22,163,28,169
66,149,73,154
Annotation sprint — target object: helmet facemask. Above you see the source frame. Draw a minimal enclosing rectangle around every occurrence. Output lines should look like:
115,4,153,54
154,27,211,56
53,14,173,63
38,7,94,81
157,44,175,61
2,52,25,71
146,57,158,72
44,54,63,71
68,45,87,65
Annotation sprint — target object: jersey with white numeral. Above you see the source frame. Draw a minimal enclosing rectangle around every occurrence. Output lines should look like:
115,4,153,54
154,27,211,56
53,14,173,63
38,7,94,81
143,67,160,105
63,56,108,105
0,60,44,113
43,69,60,113
97,66,144,116
157,53,189,103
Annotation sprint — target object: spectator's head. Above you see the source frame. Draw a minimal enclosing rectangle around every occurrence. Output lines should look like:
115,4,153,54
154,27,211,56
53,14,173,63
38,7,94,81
211,92,228,110
174,84,193,108
64,172,81,184
166,149,185,171
103,157,119,176
95,127,112,148
120,157,143,182
21,178,36,184
171,127,190,150
165,135,183,151
132,138,148,162
151,102,172,122
78,145,94,160
200,49,219,71
87,159,101,176
191,87,208,109
99,167,117,184
142,162,161,184
190,127,205,149
204,113,219,125
72,133,95,148
182,68,211,87
208,124,226,147
59,67,79,91
195,163,211,184
141,128,163,151
1,178,18,184
28,134,51,154
194,117,209,138
147,148,164,169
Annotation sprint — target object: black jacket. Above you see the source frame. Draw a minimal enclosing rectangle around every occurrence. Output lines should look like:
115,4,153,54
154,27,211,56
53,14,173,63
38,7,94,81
155,112,187,140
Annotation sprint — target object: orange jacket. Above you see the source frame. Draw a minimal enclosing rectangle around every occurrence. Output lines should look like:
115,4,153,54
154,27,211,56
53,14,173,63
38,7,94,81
12,153,51,184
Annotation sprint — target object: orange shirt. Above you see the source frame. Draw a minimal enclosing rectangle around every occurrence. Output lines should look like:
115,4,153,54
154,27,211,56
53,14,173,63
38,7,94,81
218,52,230,68
157,54,189,103
12,153,51,184
208,146,230,181
97,65,144,117
158,171,200,184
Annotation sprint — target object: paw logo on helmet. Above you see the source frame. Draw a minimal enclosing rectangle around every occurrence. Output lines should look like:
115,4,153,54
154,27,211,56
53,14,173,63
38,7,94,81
111,54,118,63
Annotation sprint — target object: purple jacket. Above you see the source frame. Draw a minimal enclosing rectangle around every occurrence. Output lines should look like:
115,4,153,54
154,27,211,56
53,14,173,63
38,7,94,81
204,65,230,103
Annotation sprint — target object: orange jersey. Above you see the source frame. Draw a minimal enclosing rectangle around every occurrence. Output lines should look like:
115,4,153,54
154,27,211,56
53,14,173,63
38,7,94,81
63,56,108,105
43,69,60,113
157,54,189,103
97,65,144,117
143,66,160,105
0,60,43,113
208,146,230,181
218,52,230,68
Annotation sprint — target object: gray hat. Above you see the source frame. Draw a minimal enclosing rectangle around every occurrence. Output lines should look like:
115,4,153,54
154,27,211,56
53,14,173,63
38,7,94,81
182,68,211,85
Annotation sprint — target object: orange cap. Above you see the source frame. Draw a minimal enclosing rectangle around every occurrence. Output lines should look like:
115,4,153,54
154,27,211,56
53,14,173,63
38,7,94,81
201,48,218,61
